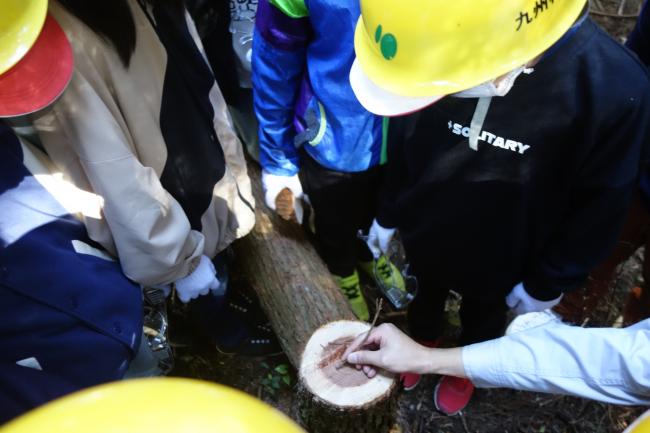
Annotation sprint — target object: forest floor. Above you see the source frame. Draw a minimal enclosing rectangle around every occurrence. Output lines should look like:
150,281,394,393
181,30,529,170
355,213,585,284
169,2,647,432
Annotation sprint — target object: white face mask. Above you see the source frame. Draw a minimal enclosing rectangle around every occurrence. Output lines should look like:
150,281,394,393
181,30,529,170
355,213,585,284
452,66,534,98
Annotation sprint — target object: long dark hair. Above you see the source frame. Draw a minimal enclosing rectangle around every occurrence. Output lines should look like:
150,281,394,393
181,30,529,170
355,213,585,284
57,0,185,67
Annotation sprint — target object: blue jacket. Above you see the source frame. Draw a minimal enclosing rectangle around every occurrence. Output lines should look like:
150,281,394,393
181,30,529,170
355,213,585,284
0,124,142,423
252,0,385,176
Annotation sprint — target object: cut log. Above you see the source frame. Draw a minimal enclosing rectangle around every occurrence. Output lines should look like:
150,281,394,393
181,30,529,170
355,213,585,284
298,320,397,433
233,162,398,432
233,161,357,365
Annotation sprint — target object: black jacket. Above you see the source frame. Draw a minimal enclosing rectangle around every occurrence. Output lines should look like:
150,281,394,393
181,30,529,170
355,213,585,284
380,18,650,300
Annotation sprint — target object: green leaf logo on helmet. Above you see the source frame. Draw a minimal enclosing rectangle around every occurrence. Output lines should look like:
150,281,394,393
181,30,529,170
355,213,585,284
374,25,397,61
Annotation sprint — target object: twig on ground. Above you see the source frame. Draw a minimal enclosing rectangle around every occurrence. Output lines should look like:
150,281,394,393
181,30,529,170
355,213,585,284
618,0,628,16
460,412,471,433
538,395,565,407
592,0,605,10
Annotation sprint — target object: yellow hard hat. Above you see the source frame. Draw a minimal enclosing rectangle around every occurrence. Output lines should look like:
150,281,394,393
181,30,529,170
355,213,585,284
0,378,306,433
0,0,48,75
351,0,586,115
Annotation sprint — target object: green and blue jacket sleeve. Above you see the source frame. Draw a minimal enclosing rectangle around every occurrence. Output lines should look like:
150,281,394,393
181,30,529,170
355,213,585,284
252,0,311,176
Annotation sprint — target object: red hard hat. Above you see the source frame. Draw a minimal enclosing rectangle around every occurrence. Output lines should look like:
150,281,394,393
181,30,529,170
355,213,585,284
0,13,74,118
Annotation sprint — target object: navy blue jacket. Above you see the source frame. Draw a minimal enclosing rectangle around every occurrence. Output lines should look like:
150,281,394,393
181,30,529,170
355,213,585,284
381,19,650,301
0,124,142,423
627,1,650,207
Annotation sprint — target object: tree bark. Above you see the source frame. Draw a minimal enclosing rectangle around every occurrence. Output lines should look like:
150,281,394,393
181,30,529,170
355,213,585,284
232,161,356,366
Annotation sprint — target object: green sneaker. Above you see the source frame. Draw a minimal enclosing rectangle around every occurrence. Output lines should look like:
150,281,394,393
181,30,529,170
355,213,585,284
335,271,370,321
359,256,406,293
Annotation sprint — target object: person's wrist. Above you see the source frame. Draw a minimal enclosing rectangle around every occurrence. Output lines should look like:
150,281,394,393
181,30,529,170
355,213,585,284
188,256,201,275
411,345,440,374
417,347,465,377
172,256,201,292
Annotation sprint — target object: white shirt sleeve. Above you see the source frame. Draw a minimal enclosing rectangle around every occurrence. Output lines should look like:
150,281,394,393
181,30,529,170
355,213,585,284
462,316,650,405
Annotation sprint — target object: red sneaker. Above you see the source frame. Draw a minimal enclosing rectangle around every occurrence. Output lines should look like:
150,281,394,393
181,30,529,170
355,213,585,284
400,372,422,391
434,376,475,415
400,339,440,391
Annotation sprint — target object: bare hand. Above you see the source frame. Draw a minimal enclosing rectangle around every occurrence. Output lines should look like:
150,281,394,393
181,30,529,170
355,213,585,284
342,323,431,378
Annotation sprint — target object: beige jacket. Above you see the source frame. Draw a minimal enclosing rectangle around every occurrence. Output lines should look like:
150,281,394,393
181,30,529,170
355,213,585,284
32,1,255,286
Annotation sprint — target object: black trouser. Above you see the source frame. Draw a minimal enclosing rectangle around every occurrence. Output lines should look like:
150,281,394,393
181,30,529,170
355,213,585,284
405,246,509,346
299,154,383,277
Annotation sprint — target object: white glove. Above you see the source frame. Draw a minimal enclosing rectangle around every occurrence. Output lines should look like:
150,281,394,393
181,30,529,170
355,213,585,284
261,170,304,223
506,282,563,316
174,255,222,303
366,219,396,259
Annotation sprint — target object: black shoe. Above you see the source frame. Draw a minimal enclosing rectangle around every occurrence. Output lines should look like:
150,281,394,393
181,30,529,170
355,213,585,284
215,322,283,357
225,286,268,324
188,290,282,357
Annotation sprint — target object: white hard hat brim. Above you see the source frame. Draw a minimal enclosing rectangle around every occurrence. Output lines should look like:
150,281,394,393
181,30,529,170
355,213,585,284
349,59,444,117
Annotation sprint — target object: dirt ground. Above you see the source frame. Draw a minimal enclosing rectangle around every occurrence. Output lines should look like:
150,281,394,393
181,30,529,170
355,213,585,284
169,2,648,432
592,0,643,42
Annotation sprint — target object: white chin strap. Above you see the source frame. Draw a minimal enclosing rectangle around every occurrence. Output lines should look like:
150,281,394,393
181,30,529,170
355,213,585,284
468,97,492,151
456,67,535,151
